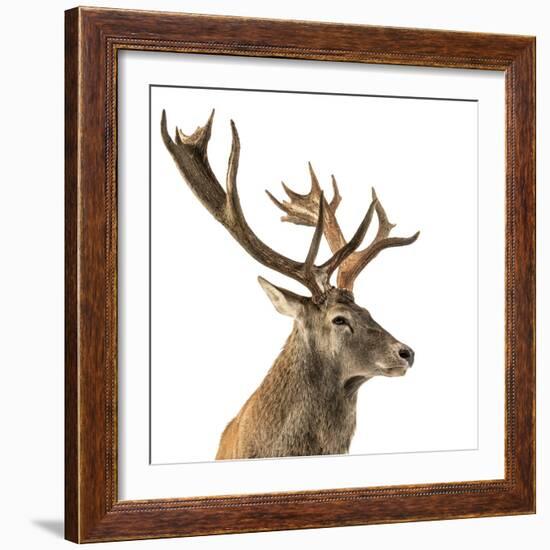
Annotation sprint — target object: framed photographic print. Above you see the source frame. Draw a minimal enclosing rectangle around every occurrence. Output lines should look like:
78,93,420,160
65,7,536,543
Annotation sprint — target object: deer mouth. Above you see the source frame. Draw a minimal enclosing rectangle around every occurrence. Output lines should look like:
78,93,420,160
376,362,409,377
385,365,409,377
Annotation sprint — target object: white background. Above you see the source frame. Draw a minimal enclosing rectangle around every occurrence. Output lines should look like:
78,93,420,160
149,81,482,464
118,52,506,500
0,0,547,548
118,52,504,499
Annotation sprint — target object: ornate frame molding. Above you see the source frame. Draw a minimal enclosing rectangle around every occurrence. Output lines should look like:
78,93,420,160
65,7,535,542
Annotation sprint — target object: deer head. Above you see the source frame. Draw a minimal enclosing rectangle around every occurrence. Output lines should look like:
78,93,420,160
160,110,419,386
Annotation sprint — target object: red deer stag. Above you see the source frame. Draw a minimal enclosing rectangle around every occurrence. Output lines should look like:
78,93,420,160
161,110,419,460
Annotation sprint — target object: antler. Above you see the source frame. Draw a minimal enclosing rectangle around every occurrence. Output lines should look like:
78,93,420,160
161,110,375,304
267,164,419,291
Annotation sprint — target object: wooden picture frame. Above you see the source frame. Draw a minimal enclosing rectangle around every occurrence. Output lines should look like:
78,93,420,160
65,6,535,543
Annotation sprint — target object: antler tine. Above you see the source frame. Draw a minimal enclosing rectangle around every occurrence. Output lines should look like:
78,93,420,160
307,162,322,195
330,175,342,212
265,189,287,214
225,119,242,218
371,188,395,238
336,188,420,290
162,110,355,303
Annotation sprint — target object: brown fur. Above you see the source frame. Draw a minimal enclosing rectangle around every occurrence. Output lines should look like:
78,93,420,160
216,288,413,460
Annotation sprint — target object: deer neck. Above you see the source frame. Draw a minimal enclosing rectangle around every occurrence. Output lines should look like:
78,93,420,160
265,324,362,455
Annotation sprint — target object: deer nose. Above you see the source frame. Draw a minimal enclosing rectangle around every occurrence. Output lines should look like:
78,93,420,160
398,346,414,366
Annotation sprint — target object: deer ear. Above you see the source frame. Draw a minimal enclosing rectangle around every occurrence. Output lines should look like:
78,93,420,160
257,276,305,318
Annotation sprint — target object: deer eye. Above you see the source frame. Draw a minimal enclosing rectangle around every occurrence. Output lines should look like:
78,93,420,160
332,316,348,326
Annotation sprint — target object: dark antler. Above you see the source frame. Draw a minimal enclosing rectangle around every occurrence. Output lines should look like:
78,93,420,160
267,164,419,291
161,110,374,303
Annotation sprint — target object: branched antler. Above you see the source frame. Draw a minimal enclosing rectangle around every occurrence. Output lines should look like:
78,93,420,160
161,110,375,303
266,163,341,227
267,164,419,291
